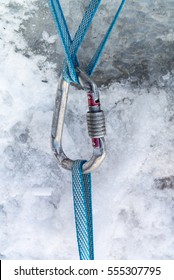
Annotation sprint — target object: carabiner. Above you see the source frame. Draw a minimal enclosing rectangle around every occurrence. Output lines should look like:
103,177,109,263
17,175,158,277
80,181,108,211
51,69,106,174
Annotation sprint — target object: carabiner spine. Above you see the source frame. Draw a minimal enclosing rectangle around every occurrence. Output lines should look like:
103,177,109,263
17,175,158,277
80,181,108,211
51,78,72,170
51,78,70,141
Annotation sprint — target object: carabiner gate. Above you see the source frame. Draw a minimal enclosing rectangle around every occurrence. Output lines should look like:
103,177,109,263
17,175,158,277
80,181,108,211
51,70,106,174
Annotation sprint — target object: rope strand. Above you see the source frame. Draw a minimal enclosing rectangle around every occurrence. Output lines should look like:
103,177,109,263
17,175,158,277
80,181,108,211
49,0,126,83
48,0,126,260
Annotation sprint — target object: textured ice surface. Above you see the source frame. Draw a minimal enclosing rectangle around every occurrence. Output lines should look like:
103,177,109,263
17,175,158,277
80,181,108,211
18,0,174,86
1,0,174,260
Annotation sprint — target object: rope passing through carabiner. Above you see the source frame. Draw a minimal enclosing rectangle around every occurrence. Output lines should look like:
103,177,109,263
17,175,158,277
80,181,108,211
49,0,126,83
49,0,126,260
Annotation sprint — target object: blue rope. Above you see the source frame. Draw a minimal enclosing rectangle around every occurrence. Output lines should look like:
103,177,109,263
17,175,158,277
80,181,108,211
49,0,101,83
49,0,77,82
72,161,94,260
48,0,126,260
86,0,127,76
49,0,126,83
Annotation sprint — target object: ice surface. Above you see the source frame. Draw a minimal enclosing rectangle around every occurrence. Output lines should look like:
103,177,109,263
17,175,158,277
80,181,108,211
1,0,174,259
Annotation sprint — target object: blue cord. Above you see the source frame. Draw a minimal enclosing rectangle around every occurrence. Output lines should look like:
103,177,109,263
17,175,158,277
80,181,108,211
72,161,94,260
86,0,127,76
48,0,126,260
49,0,126,83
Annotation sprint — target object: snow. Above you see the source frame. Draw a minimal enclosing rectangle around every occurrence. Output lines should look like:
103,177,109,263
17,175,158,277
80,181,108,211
1,0,174,260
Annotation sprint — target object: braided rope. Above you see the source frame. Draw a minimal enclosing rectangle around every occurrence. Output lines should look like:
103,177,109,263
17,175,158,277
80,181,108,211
49,0,126,83
72,161,94,260
48,0,126,260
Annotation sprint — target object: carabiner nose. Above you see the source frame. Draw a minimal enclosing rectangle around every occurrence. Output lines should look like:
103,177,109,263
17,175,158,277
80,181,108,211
51,72,106,174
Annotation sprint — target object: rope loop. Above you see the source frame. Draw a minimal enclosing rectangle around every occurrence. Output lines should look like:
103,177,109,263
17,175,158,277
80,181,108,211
49,0,126,84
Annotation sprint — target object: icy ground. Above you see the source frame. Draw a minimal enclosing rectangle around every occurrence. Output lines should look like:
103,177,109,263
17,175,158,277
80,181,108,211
1,0,174,259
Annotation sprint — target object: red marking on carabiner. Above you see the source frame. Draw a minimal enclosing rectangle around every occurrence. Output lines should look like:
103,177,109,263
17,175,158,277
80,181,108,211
87,92,100,107
87,92,101,148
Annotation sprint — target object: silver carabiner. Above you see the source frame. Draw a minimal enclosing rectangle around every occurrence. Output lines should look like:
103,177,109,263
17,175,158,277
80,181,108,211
51,70,106,174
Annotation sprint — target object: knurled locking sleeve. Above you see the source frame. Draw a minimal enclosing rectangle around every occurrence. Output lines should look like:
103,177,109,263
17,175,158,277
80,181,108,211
87,110,106,138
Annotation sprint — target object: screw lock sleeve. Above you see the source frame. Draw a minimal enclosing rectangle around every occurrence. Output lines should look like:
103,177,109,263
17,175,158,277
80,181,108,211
87,110,106,138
